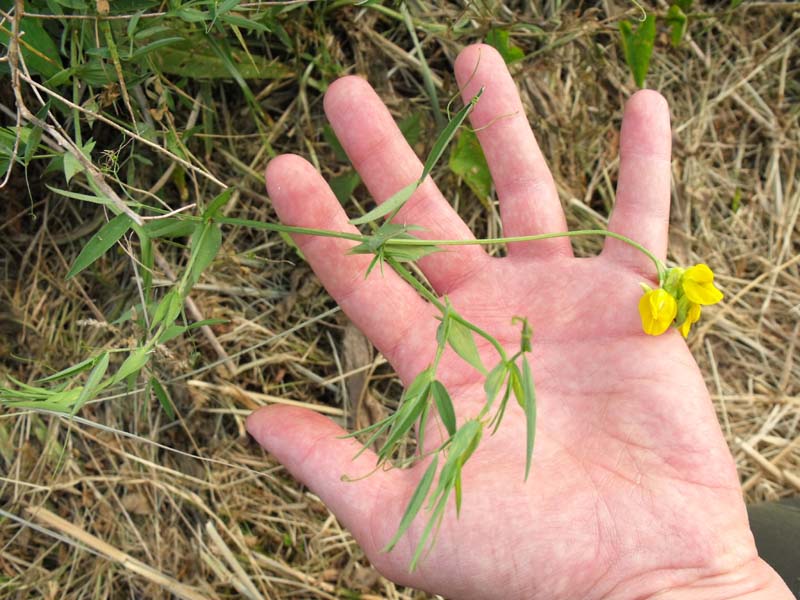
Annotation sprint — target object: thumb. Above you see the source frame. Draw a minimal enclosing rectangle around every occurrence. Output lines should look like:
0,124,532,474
245,405,413,568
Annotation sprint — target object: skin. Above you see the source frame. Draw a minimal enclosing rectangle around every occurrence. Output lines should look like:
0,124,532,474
246,45,792,599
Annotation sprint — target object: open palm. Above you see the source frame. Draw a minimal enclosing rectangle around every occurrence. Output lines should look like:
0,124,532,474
246,45,787,599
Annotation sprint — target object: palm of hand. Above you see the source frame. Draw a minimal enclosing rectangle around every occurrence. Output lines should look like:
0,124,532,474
246,44,761,600
375,256,753,599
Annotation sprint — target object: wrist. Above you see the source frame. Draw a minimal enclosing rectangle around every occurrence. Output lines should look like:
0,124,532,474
618,557,794,600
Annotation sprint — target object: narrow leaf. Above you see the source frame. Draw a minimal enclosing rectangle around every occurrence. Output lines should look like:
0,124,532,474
421,88,483,182
447,318,485,374
71,351,109,415
521,356,537,481
348,181,416,225
38,355,98,383
203,188,234,219
484,361,508,407
67,214,133,279
383,455,438,552
188,222,222,285
110,347,149,385
378,388,430,461
430,381,456,437
150,376,175,419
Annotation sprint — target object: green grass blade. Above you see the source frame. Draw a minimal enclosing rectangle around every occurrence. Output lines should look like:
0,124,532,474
67,213,133,279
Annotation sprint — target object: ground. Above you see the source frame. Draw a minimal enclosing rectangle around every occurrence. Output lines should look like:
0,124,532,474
0,1,798,598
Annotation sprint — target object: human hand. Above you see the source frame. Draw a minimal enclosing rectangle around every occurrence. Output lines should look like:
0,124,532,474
246,44,792,599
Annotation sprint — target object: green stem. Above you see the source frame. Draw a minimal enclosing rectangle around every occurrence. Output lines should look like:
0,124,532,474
385,257,445,311
219,219,665,282
386,229,666,281
216,217,364,242
451,313,508,364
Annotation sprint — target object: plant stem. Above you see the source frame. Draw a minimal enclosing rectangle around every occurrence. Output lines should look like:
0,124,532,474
219,219,665,282
385,257,445,311
386,229,666,280
451,313,508,364
217,217,364,242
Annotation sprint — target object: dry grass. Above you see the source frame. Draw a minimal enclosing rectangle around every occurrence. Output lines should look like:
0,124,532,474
1,1,799,598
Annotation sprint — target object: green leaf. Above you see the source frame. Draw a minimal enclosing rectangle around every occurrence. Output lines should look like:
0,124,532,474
485,29,525,64
157,318,227,344
203,188,235,220
38,355,98,383
484,361,508,406
405,367,435,403
322,125,348,162
383,238,440,263
47,185,115,208
110,347,149,386
67,213,133,279
449,129,492,204
150,290,182,330
666,4,688,47
151,46,291,80
188,223,222,285
398,113,423,146
71,351,109,416
489,384,512,435
330,170,361,204
0,17,63,79
619,14,656,88
63,140,96,184
219,13,270,32
521,356,537,481
348,181,416,225
143,218,195,239
150,376,175,420
430,381,456,437
383,455,438,552
447,318,485,374
421,88,483,182
378,369,433,461
23,103,50,166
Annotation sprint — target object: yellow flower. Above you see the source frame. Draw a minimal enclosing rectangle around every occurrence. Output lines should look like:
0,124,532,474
639,288,678,336
679,302,701,338
681,264,723,305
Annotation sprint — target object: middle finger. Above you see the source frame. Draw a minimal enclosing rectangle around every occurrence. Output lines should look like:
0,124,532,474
324,76,489,295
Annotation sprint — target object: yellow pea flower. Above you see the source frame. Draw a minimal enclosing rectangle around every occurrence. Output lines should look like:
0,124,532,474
639,288,678,336
678,302,701,338
681,264,723,305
